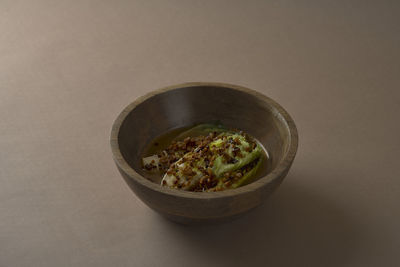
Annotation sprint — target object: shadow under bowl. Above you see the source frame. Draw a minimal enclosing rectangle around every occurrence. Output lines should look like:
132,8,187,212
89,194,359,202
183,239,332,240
110,82,298,224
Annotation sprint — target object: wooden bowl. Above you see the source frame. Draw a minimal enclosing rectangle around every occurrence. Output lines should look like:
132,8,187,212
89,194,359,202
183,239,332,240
110,82,298,224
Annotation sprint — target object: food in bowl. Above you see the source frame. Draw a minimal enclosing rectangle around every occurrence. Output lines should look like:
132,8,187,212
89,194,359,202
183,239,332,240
141,123,268,192
111,82,298,223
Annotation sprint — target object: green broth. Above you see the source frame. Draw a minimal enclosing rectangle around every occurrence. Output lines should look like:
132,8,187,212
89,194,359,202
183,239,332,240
141,124,271,187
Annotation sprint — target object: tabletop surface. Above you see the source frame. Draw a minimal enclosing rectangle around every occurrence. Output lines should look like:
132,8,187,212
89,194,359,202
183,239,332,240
1,1,399,266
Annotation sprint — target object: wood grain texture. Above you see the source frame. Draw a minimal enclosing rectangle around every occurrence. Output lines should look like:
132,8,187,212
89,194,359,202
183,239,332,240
110,82,298,224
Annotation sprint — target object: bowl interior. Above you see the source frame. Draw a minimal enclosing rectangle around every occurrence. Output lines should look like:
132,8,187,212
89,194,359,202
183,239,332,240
117,85,292,184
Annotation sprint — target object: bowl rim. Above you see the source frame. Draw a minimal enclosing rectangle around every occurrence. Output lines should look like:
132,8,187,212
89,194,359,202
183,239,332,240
110,82,298,199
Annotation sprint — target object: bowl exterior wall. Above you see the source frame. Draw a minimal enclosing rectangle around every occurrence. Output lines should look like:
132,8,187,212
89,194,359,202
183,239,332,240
115,161,291,224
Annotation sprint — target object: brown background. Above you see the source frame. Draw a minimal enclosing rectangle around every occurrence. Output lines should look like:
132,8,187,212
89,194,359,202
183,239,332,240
1,1,399,266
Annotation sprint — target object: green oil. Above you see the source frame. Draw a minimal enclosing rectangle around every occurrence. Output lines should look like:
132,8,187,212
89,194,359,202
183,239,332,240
141,124,270,186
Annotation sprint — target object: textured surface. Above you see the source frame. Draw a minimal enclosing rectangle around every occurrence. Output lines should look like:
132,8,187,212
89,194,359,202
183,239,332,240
1,0,400,266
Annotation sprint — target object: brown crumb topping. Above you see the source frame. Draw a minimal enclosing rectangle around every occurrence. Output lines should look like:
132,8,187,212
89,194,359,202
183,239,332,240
143,128,261,192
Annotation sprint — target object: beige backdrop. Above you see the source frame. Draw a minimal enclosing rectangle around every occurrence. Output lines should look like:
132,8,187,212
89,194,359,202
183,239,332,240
1,1,399,266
